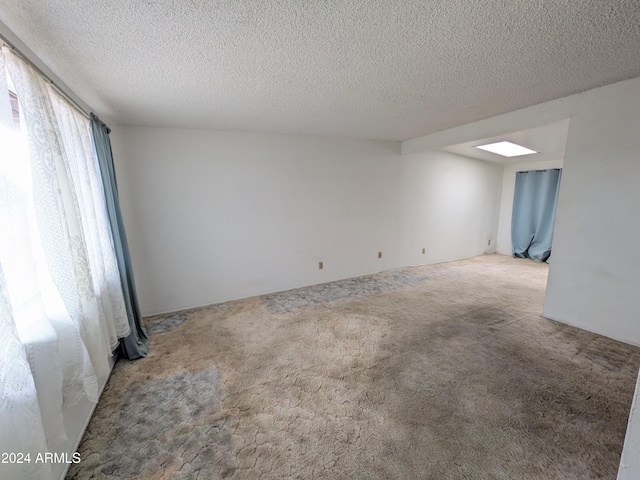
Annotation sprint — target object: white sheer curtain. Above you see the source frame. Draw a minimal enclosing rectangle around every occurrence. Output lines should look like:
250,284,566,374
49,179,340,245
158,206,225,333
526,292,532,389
0,46,130,480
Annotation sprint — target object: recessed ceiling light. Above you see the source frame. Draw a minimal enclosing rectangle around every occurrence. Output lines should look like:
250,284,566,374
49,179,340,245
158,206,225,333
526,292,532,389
475,141,537,157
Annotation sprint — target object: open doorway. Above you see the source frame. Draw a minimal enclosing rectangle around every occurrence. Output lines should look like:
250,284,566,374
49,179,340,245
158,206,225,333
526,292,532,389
440,117,570,284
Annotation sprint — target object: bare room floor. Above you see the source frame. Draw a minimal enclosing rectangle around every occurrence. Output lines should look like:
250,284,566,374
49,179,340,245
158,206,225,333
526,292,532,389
68,254,640,479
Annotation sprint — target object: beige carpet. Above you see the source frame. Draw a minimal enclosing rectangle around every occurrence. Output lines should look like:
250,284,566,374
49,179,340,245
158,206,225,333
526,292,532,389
68,254,640,479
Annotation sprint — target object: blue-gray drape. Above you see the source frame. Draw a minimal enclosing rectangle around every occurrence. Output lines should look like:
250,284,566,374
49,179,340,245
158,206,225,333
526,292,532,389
90,114,148,359
511,168,562,263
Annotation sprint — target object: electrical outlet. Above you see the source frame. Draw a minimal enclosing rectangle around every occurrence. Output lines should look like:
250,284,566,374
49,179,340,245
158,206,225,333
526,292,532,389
378,251,382,259
319,261,323,270
422,248,425,254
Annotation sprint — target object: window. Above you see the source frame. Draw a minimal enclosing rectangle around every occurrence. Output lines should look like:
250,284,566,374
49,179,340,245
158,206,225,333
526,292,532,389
1,45,130,480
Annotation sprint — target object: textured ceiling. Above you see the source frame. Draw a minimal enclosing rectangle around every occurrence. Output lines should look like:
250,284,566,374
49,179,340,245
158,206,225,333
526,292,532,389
1,0,640,141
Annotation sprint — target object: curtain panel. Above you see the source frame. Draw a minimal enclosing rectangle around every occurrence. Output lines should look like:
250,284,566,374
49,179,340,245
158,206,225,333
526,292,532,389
91,115,148,359
0,46,130,480
511,168,562,262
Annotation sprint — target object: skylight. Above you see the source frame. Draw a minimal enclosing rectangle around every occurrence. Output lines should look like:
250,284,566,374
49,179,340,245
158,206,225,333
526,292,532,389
475,141,537,157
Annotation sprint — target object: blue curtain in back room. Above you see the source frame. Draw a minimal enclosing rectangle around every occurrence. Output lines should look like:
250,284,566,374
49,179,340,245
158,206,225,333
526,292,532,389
91,114,149,359
511,168,562,263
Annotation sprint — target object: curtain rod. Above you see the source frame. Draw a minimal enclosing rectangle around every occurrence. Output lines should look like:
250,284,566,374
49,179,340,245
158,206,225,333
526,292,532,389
1,33,91,120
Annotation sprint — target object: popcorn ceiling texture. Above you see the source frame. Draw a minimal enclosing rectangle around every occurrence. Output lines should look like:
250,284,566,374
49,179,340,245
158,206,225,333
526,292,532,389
1,1,640,140
67,255,640,479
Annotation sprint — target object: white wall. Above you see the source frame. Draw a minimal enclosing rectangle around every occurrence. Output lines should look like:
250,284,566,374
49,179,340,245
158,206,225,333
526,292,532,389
495,158,564,255
542,77,640,346
535,79,640,480
399,151,501,263
619,371,640,479
110,127,502,315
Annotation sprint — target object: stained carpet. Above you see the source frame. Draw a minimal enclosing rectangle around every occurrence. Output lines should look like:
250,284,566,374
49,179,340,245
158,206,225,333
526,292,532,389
67,254,640,479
